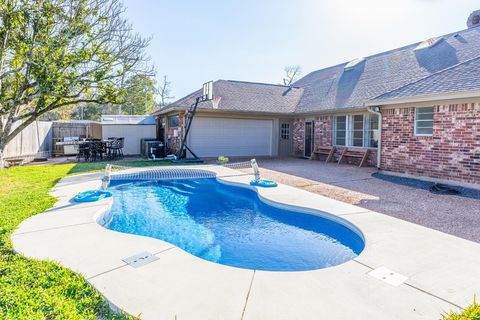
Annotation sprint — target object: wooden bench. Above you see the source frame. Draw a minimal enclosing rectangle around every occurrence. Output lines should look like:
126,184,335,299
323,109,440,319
338,148,369,167
310,146,336,162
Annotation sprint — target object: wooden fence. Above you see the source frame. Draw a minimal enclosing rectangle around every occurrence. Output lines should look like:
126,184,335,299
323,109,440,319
3,121,53,161
3,120,103,162
51,121,102,156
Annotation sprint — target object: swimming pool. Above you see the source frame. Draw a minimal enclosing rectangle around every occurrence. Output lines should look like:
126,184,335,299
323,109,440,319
103,178,364,271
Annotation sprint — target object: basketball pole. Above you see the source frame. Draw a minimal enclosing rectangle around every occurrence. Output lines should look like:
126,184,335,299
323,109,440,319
176,96,202,161
173,81,214,163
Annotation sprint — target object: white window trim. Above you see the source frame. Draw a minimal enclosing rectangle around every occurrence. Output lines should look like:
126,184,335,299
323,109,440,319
333,113,379,149
414,107,434,136
281,123,290,140
333,115,347,147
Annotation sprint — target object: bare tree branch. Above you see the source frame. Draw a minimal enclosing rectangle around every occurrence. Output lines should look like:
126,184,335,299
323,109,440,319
282,65,302,86
158,75,174,107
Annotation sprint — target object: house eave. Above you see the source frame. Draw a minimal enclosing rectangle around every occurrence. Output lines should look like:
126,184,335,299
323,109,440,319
293,106,367,117
365,89,480,107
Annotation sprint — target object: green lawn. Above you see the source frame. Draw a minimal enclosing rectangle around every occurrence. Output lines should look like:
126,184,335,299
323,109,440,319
0,160,172,319
0,161,479,319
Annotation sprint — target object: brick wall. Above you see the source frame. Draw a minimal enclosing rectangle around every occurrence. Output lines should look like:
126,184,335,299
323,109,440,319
381,102,480,185
314,116,333,147
293,118,305,156
293,116,377,166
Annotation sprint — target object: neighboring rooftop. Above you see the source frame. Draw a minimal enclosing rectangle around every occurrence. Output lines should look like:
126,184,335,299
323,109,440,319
373,56,480,102
101,115,156,125
156,80,303,114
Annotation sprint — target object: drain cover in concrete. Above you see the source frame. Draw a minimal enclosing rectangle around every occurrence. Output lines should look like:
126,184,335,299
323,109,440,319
123,251,159,268
368,267,408,286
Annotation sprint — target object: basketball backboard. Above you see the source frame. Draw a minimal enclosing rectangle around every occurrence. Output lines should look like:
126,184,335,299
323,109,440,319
202,81,213,101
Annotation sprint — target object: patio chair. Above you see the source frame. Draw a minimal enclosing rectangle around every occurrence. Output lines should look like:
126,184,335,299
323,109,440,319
107,138,124,160
89,141,106,162
76,143,90,162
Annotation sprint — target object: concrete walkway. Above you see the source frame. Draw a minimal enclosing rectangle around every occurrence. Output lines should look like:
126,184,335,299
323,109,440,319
257,158,480,243
11,165,480,319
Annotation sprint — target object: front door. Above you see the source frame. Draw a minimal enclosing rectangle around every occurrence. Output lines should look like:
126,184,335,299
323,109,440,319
278,120,293,156
304,121,314,158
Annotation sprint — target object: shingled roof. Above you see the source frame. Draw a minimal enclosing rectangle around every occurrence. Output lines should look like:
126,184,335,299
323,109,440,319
372,55,480,102
156,25,480,116
161,80,303,114
294,26,480,113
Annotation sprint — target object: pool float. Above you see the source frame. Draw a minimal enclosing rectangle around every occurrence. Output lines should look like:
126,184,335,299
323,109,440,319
249,179,278,188
74,190,112,202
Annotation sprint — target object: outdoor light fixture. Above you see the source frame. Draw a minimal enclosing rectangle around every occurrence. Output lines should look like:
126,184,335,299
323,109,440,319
371,106,381,113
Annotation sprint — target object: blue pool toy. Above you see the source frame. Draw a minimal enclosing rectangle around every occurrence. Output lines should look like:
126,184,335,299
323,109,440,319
248,159,278,188
250,179,278,188
74,190,112,202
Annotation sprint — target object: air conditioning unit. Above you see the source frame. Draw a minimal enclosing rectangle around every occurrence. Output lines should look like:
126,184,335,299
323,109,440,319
140,138,159,156
142,141,164,159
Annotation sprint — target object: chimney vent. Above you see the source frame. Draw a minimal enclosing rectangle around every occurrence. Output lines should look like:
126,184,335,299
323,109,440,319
467,10,480,28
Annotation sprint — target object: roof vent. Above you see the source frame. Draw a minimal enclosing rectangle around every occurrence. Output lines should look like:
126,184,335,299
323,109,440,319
414,37,442,51
467,10,480,28
344,57,365,71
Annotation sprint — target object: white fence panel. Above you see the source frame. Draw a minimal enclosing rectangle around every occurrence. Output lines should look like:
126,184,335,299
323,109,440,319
3,121,53,159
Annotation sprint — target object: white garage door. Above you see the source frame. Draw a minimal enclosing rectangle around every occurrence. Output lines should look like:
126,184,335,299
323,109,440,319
189,117,273,157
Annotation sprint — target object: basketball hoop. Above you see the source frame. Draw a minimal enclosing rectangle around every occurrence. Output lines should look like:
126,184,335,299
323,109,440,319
212,96,221,109
202,81,213,101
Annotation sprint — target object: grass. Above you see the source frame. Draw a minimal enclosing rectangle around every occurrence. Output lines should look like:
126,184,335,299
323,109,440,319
0,160,173,319
443,297,480,320
68,159,175,174
1,160,479,319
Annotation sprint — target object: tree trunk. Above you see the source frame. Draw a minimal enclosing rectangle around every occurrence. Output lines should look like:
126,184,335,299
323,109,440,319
0,113,15,169
0,140,6,169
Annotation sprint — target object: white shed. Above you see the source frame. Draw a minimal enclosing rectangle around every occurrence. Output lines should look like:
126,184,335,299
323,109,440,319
101,115,157,155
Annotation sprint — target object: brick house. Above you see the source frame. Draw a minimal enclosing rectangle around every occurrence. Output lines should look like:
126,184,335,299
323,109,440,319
154,11,480,187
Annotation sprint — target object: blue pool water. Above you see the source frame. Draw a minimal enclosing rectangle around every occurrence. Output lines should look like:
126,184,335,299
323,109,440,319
105,178,364,271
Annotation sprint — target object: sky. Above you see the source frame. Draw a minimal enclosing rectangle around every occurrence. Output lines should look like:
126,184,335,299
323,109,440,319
123,0,480,100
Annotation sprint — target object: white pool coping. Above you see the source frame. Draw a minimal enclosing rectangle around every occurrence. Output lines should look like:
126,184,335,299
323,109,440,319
11,165,480,319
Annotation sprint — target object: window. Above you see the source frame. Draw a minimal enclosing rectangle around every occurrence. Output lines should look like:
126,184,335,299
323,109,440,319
281,123,290,140
415,107,434,136
364,114,379,147
334,114,379,148
344,57,365,71
351,115,364,147
168,115,180,127
334,116,347,146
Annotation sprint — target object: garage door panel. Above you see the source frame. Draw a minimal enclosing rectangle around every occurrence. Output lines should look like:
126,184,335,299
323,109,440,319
189,118,272,157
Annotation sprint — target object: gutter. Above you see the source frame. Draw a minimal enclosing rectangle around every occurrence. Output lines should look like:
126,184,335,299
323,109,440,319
367,106,382,169
365,89,480,107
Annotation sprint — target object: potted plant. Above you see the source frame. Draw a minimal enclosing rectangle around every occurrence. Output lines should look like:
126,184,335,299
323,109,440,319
216,156,229,165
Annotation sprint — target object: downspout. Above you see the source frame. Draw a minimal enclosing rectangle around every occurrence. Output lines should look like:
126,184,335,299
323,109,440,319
367,106,382,169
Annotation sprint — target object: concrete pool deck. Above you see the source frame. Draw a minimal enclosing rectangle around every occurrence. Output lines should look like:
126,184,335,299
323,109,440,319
11,165,480,319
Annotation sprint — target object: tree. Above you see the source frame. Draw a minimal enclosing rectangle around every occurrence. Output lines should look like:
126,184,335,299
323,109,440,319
0,0,152,167
158,75,174,107
122,74,157,115
71,102,103,121
282,65,302,86
41,105,76,121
